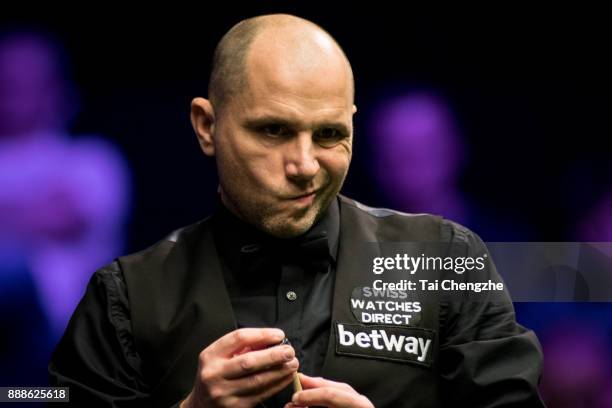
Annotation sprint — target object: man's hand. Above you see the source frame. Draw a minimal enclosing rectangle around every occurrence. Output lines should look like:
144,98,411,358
284,373,374,408
181,328,299,408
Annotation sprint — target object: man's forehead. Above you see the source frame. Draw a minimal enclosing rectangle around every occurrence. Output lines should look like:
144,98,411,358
243,101,350,125
235,61,353,128
246,56,351,101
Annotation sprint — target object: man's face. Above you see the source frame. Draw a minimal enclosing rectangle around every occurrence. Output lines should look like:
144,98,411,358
211,45,355,238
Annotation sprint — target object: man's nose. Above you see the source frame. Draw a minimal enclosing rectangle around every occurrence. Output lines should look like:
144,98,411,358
285,133,320,181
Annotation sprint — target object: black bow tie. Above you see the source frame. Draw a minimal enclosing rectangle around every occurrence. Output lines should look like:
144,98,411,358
239,230,330,277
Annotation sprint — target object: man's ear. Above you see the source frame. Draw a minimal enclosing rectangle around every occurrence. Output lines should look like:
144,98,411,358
191,97,216,156
352,104,358,114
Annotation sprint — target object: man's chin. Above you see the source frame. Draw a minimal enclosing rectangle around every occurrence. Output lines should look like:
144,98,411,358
264,217,315,238
261,206,320,238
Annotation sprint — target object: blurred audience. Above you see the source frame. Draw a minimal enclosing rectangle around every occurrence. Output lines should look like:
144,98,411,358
0,29,130,384
368,89,530,240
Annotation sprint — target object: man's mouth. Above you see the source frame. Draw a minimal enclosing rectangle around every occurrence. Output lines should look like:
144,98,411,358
291,190,317,199
287,189,319,205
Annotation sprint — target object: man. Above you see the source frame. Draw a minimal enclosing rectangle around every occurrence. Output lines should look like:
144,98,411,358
50,14,545,407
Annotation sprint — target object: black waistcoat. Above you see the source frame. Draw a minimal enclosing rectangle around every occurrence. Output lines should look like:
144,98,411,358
119,196,469,407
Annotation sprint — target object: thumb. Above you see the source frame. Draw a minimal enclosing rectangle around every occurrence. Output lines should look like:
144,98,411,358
297,372,328,389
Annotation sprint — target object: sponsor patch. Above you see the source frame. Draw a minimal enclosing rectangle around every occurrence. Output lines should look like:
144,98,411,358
350,286,422,326
334,322,435,367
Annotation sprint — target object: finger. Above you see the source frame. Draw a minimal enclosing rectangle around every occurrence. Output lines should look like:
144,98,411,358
298,373,354,392
247,370,296,406
223,345,295,379
232,346,252,357
229,358,299,395
209,328,285,357
297,372,327,389
293,387,365,408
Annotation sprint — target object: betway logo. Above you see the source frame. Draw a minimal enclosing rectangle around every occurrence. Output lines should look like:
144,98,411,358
335,323,434,366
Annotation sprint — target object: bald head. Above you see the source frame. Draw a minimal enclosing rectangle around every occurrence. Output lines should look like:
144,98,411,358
208,14,354,113
192,14,356,238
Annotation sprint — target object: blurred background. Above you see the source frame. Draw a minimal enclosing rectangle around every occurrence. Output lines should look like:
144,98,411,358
0,5,610,407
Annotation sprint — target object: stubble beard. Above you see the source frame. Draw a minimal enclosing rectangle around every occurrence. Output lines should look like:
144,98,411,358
223,186,331,238
220,176,340,238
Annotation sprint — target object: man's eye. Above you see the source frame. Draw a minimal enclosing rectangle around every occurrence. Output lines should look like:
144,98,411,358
260,124,290,138
315,128,345,144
